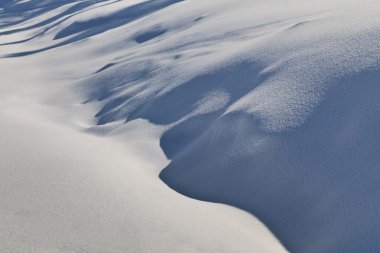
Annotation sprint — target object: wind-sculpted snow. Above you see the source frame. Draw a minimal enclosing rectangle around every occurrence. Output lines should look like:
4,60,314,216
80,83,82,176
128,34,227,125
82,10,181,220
1,0,380,252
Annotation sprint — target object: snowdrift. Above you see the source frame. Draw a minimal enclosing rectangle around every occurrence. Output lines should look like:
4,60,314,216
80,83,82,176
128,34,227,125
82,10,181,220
1,0,380,252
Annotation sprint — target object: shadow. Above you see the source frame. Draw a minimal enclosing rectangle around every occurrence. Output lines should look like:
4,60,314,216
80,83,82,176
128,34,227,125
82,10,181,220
134,27,167,43
81,56,269,159
0,0,13,10
91,60,269,157
2,0,184,57
0,1,100,36
0,0,84,28
159,68,380,253
136,62,268,158
0,1,123,46
94,63,116,74
77,24,380,251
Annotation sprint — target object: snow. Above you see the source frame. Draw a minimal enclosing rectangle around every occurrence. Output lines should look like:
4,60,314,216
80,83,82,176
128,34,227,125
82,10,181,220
0,110,287,253
0,1,287,253
1,0,380,252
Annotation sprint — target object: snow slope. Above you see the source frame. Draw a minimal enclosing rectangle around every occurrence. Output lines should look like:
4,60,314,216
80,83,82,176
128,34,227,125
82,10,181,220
0,1,288,253
0,111,287,253
1,0,380,252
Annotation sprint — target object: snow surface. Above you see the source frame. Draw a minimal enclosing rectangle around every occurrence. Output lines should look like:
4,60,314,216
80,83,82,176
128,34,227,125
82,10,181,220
0,1,287,253
1,0,380,252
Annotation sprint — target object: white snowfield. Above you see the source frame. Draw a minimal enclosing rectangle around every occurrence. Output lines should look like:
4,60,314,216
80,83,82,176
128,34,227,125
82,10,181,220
1,0,380,252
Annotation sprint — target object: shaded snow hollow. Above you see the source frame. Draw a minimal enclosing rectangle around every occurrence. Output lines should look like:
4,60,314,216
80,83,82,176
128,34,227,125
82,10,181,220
1,0,380,252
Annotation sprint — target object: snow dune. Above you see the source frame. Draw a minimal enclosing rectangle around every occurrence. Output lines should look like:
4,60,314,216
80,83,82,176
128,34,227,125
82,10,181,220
1,0,380,252
0,1,287,253
0,110,286,253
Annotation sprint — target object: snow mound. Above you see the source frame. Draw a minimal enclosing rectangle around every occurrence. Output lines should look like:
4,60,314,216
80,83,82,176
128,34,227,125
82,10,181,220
1,0,380,252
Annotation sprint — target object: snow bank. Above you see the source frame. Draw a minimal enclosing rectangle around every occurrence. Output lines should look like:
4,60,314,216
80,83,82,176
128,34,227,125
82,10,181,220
1,0,380,252
0,1,288,253
0,110,286,253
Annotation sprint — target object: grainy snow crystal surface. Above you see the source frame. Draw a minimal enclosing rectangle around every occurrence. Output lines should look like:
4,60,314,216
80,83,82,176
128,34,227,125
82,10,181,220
1,0,380,252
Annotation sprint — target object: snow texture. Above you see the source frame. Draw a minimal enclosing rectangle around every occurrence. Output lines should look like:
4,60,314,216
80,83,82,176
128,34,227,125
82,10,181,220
1,0,380,252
